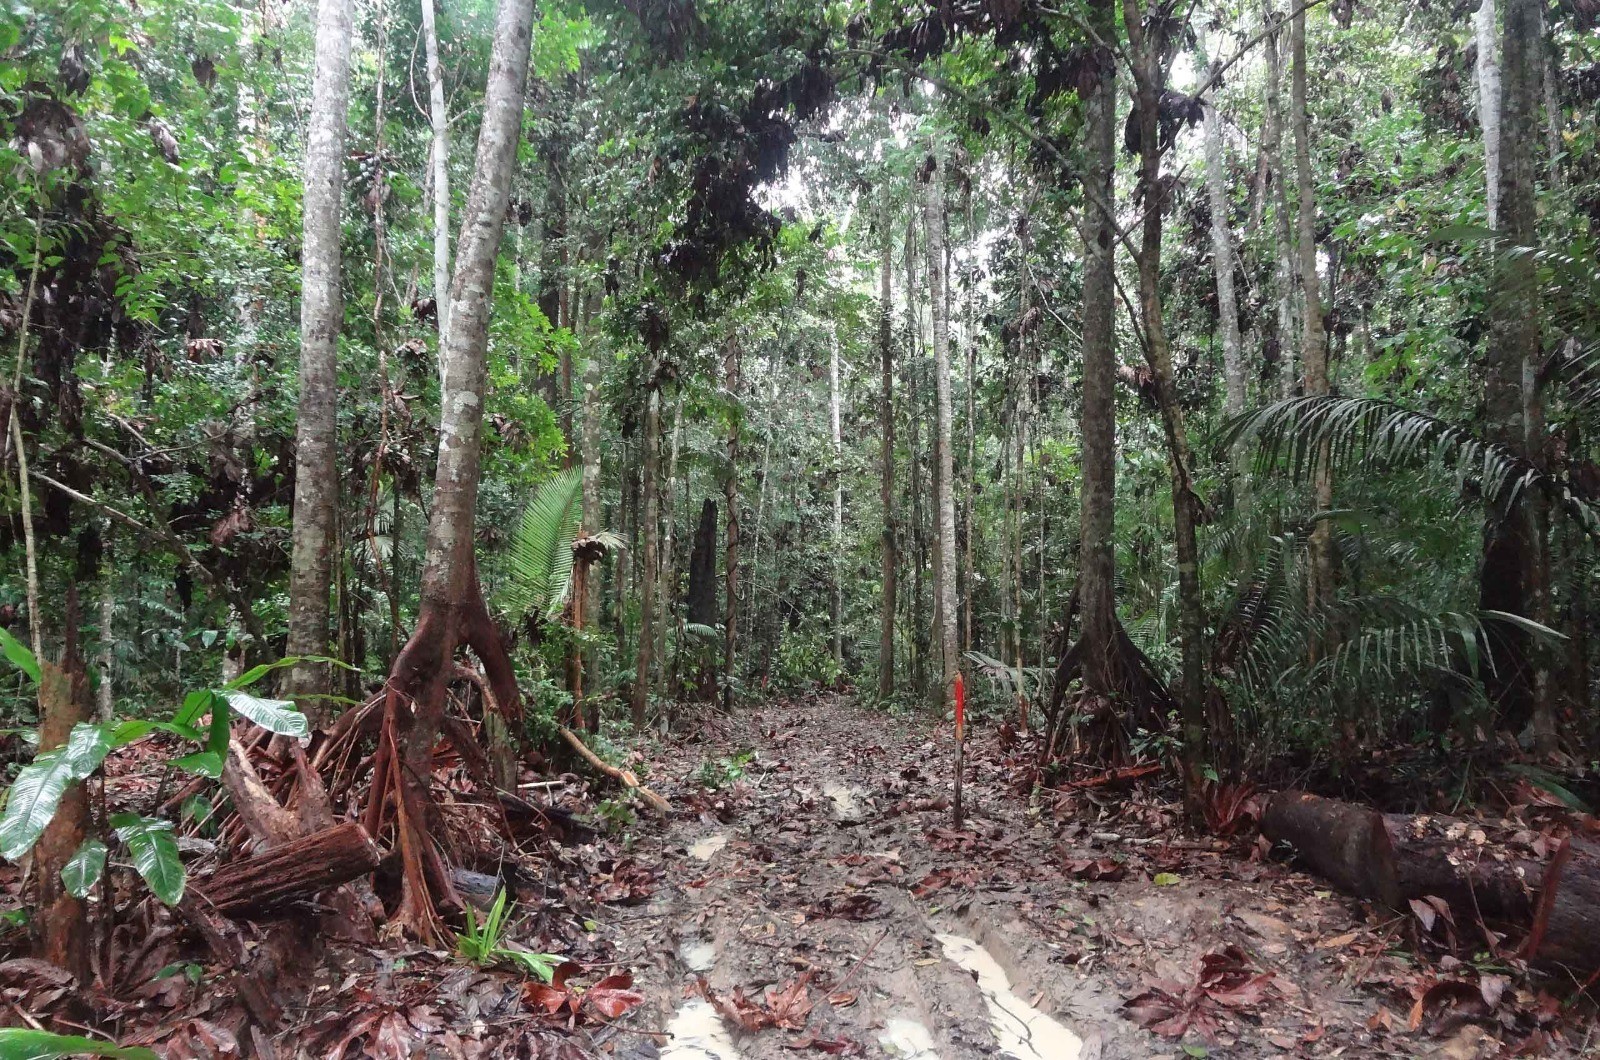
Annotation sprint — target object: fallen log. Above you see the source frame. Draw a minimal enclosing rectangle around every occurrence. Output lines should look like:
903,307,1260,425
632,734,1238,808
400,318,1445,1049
1262,791,1600,973
556,724,671,815
195,821,381,918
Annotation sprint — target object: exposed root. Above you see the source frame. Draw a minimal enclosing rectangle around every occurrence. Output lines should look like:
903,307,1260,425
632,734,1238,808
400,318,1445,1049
1043,618,1176,767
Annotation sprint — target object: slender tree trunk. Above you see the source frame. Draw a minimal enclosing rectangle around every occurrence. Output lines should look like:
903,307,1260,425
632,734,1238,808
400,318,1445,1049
632,381,661,726
1264,2,1300,398
1292,0,1334,641
905,217,927,700
1205,81,1246,420
1481,0,1548,747
962,196,977,657
1476,0,1503,230
371,0,536,940
656,393,683,700
922,154,959,711
421,0,451,348
578,287,602,724
1125,0,1207,804
723,338,742,711
1079,8,1119,694
829,329,844,679
285,0,353,715
877,183,898,702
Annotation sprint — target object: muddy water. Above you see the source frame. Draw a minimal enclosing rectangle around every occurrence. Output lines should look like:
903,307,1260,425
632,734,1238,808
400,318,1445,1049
936,933,1083,1060
660,999,744,1060
879,1017,941,1058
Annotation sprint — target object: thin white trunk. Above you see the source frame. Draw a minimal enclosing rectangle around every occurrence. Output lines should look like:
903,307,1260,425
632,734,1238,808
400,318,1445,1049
1204,90,1246,419
421,0,452,348
829,328,843,675
1476,0,1503,229
922,154,959,708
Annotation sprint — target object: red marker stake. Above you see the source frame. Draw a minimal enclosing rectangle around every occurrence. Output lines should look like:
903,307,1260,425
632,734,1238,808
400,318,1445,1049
953,671,966,829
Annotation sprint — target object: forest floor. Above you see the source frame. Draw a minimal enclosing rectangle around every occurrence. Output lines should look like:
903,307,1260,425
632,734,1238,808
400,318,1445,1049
602,694,1589,1060
4,693,1593,1058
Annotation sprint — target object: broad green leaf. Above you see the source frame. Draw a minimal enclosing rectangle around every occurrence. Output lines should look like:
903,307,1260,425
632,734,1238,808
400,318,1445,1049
0,1028,158,1059
172,700,230,778
219,690,306,737
0,626,39,683
61,837,108,898
0,725,114,860
111,814,185,906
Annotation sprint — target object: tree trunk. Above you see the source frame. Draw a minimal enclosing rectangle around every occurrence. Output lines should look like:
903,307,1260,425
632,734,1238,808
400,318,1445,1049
1125,0,1208,804
922,153,959,712
1481,0,1547,745
1476,0,1503,230
285,0,353,715
877,182,898,703
421,0,451,349
723,338,742,711
198,822,381,918
829,329,844,679
1291,1,1335,648
579,286,602,723
370,0,536,942
962,191,978,658
1078,8,1118,695
688,499,718,627
656,393,683,701
1263,2,1301,399
34,613,90,981
904,217,928,701
631,381,661,726
1204,81,1246,420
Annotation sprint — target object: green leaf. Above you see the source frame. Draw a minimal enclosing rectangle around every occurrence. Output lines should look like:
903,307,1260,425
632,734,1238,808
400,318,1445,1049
0,626,40,683
0,1029,158,1058
219,690,306,737
61,837,108,898
0,725,114,860
171,699,230,778
111,814,185,905
501,469,585,622
1153,872,1181,886
223,655,355,691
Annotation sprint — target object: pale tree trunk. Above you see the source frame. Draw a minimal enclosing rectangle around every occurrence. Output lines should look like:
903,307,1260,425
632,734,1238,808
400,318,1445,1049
369,0,537,941
1481,0,1550,750
877,182,898,702
1292,0,1334,640
1264,2,1300,398
963,192,977,657
1204,82,1246,420
632,380,661,726
723,338,742,711
829,328,843,678
1476,0,1503,230
655,392,683,700
1078,6,1118,694
1125,0,1207,803
922,153,959,711
577,286,602,727
421,0,452,348
904,217,927,699
96,538,115,720
286,0,353,714
1537,3,1563,184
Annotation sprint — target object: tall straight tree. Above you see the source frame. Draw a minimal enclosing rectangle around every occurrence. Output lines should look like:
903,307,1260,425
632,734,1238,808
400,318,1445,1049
285,0,353,711
366,0,538,940
723,336,742,712
1076,0,1119,694
1292,0,1333,633
877,179,897,703
921,150,959,709
1480,0,1550,749
1204,72,1246,421
632,376,662,725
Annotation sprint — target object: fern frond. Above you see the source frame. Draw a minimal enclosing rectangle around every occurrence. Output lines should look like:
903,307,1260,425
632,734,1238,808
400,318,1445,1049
501,468,585,623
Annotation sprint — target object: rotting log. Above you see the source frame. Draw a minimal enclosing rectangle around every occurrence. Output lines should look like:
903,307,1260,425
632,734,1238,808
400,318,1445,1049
196,821,380,917
1262,790,1401,907
1525,835,1600,973
556,724,671,815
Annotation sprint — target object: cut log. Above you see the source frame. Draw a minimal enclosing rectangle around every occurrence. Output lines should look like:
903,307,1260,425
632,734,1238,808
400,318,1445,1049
1526,835,1600,973
1262,790,1401,907
196,821,381,917
1382,812,1541,924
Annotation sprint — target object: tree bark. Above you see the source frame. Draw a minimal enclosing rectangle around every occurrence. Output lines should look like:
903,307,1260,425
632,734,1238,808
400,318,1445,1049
1077,5,1119,695
1476,0,1503,230
829,328,844,679
371,0,537,941
421,0,452,349
1204,81,1246,421
1291,0,1334,642
877,182,898,703
723,338,742,712
922,152,959,713
1263,1,1301,399
34,624,90,981
285,0,353,714
687,499,718,627
197,822,381,918
631,381,661,726
656,392,683,701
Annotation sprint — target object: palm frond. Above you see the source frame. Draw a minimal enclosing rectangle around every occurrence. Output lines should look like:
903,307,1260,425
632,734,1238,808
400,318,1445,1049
501,468,585,623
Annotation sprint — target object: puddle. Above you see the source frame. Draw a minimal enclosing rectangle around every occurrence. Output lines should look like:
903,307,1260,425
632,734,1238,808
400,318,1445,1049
879,1017,941,1059
661,999,744,1060
688,832,729,861
823,782,862,821
679,938,716,972
936,933,1083,1060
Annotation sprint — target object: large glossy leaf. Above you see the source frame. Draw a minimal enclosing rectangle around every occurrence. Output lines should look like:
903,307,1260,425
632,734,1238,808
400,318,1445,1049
111,813,185,905
171,699,230,778
61,836,108,898
0,626,40,683
0,724,113,860
0,1028,157,1059
219,690,307,737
